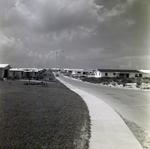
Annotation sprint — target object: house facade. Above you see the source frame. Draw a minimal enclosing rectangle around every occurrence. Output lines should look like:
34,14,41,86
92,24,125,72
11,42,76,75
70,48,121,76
9,68,24,79
0,64,11,79
94,69,143,78
23,69,38,78
9,68,42,79
67,69,95,77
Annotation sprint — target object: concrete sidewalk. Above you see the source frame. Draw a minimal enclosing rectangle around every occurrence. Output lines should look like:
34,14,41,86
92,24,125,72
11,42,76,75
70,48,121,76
58,78,143,149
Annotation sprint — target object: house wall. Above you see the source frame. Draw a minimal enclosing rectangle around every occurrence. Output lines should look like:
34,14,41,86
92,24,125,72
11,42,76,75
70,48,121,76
129,73,138,78
9,71,13,78
94,71,101,78
102,72,143,78
71,70,83,76
0,68,3,79
24,72,37,78
142,73,150,78
32,72,37,77
10,71,23,78
94,71,144,78
116,72,141,78
101,72,115,77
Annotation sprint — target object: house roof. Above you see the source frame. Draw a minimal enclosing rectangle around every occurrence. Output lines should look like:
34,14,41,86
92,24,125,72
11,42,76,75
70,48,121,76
98,69,140,73
19,68,40,72
139,70,150,73
10,68,24,72
0,64,11,68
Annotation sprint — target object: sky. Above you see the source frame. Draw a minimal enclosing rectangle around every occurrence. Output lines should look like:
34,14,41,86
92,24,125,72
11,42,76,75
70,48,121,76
0,0,150,69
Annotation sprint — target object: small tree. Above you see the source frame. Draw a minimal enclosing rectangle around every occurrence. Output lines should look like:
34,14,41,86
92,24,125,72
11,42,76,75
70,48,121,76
122,78,127,87
28,75,31,83
136,77,142,88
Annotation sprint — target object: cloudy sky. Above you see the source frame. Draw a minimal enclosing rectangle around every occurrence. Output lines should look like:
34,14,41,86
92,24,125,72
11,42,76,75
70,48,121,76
0,0,150,69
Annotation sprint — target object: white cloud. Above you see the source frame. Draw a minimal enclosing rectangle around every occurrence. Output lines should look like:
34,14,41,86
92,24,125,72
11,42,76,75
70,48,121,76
103,4,126,18
33,0,103,32
1,36,23,51
126,19,135,26
127,0,138,5
101,0,139,21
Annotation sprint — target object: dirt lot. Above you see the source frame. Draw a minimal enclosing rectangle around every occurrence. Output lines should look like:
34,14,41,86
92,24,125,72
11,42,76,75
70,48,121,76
0,80,90,149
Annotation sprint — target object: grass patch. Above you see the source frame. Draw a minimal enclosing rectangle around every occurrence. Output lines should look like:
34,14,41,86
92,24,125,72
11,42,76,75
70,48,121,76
0,80,90,149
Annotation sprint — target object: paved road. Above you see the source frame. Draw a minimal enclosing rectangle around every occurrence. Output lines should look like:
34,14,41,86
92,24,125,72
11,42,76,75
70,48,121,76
59,75,150,134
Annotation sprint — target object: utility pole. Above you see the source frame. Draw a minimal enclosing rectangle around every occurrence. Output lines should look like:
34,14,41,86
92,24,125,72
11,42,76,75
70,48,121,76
50,50,64,69
51,50,64,76
55,50,64,70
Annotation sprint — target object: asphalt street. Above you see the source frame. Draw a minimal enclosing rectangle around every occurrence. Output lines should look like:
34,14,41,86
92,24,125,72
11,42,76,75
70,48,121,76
59,75,150,134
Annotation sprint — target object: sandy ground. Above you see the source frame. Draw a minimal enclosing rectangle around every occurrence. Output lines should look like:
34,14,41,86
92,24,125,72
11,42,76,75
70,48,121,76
121,117,150,149
99,82,150,91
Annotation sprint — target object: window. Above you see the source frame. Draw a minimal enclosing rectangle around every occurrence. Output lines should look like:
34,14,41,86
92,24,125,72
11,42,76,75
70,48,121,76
135,74,138,77
126,74,129,78
113,73,116,75
120,73,124,77
105,73,108,76
139,74,142,77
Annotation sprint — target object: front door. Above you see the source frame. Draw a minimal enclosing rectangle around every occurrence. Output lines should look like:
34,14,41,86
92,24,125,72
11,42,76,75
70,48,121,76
126,74,129,78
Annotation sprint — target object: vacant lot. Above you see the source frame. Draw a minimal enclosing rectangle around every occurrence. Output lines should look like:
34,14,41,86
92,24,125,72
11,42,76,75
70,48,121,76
0,80,90,149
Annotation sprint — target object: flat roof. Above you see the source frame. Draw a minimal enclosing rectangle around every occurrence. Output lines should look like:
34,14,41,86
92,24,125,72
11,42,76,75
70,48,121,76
10,68,24,72
139,70,150,73
98,69,140,73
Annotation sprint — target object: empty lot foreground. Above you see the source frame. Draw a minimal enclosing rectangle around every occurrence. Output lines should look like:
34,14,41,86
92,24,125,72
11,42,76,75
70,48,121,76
0,80,90,149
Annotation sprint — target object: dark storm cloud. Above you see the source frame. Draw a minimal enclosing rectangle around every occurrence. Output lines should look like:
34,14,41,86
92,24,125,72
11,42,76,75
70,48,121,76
0,0,150,69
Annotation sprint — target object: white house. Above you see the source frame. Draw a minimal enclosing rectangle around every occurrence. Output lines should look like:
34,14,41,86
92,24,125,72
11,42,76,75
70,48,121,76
71,69,84,77
94,69,143,78
9,68,24,79
22,68,39,78
0,64,11,79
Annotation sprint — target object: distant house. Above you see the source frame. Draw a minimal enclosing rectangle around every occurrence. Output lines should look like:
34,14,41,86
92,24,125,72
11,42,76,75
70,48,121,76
94,69,143,78
71,69,84,77
0,64,11,79
23,69,35,78
21,68,42,78
9,68,24,79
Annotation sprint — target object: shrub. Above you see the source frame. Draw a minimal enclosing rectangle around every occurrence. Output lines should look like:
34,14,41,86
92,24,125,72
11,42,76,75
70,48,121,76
127,78,135,83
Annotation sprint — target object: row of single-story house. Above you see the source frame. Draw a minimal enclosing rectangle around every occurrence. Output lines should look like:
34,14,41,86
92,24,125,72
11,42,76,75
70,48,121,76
9,68,40,79
61,68,95,77
0,64,43,79
94,69,150,78
1,64,150,79
61,68,150,78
